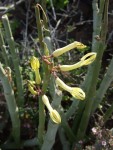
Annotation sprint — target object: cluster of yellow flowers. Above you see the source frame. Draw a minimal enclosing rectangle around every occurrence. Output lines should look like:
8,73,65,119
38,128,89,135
28,41,97,124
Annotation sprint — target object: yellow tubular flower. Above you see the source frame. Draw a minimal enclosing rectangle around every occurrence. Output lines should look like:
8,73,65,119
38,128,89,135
70,87,85,100
28,80,36,86
30,56,40,71
80,52,97,66
59,61,83,71
42,95,53,112
42,95,61,124
74,42,87,50
28,83,37,95
52,41,87,57
59,52,97,71
55,77,85,100
49,110,61,124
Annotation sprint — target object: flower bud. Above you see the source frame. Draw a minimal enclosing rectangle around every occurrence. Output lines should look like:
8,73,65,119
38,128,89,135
28,83,37,95
55,77,85,100
30,56,40,71
42,95,61,124
28,80,36,87
52,41,87,57
30,56,41,84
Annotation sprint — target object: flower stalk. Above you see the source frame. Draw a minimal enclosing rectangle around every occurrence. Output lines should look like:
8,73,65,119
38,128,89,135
35,4,51,146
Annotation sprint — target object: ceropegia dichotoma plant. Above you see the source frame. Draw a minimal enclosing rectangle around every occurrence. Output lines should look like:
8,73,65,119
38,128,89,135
27,5,97,149
0,1,112,149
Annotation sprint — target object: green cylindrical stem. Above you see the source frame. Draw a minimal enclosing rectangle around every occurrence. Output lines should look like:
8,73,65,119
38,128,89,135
72,100,86,135
0,63,20,144
92,56,113,113
38,96,45,146
60,110,76,143
2,15,24,107
76,54,102,140
103,102,113,123
0,29,9,66
66,99,79,120
41,120,59,150
58,128,70,150
75,0,109,140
